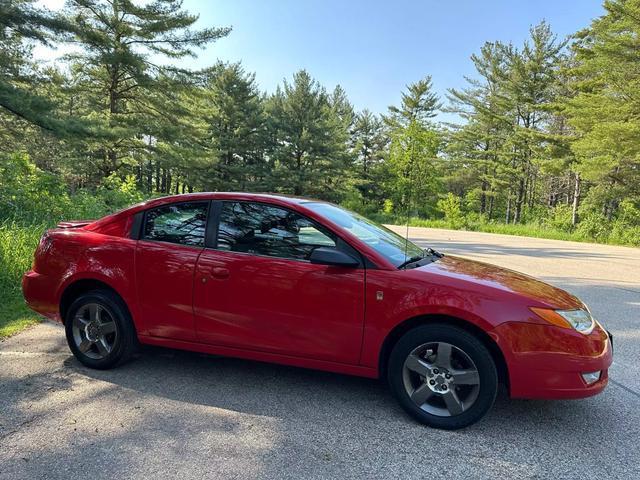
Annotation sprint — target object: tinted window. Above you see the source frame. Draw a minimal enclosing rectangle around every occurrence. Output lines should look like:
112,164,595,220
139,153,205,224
217,202,335,260
143,202,208,247
303,202,424,267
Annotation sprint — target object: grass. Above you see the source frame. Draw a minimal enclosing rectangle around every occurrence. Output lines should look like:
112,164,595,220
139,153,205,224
0,295,39,337
368,214,639,247
0,222,45,338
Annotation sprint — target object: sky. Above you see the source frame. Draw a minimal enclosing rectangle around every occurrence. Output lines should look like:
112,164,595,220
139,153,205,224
39,0,606,121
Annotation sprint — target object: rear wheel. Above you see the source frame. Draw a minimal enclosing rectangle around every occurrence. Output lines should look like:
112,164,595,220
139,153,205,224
65,289,137,369
387,324,498,429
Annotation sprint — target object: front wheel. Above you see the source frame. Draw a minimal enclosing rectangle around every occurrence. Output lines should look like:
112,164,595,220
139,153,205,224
387,324,498,430
65,289,137,369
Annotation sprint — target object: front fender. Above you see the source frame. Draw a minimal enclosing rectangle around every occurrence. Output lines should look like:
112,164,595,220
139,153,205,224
358,269,509,370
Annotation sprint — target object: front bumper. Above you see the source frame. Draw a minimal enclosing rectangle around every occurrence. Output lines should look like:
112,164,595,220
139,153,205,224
492,322,613,400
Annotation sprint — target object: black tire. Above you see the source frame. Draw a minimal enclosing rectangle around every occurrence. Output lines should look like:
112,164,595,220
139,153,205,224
64,289,138,369
387,324,498,430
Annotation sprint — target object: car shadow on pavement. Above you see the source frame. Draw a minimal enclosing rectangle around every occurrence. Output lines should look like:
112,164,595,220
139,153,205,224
68,344,616,433
74,346,632,478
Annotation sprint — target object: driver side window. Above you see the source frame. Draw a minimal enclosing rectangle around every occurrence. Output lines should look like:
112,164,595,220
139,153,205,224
216,202,336,260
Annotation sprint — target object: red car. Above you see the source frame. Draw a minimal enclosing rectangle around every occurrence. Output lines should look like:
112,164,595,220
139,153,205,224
22,193,612,429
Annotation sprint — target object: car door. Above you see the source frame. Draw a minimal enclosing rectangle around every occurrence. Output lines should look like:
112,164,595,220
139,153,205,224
135,201,209,341
193,201,365,364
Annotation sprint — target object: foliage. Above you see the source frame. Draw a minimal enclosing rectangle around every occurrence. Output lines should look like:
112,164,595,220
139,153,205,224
544,204,574,232
265,70,353,200
437,193,465,229
0,2,636,246
0,221,42,337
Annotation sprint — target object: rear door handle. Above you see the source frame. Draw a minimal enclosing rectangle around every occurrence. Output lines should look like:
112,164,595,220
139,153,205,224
211,267,229,279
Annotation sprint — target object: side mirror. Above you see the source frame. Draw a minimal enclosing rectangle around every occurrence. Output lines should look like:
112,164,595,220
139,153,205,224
309,247,359,268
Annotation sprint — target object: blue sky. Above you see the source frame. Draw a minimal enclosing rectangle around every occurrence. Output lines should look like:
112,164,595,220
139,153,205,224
180,0,605,121
40,0,606,121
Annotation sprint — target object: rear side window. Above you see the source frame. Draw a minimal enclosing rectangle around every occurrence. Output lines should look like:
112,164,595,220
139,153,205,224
217,201,336,260
143,202,208,247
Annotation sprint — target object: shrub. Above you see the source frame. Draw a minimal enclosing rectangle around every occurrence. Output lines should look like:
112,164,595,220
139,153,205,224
609,200,640,246
576,212,611,242
383,199,394,215
0,153,148,226
437,193,465,229
544,204,574,232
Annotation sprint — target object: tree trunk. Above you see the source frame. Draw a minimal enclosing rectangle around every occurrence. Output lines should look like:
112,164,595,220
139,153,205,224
146,160,153,193
528,172,536,209
480,176,487,214
571,173,580,226
513,178,525,224
294,151,303,195
487,192,494,220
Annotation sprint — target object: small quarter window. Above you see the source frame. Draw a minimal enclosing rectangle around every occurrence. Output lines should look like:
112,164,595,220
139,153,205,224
143,202,208,247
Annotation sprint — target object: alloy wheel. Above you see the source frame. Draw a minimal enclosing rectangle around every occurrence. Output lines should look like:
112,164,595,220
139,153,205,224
402,341,480,417
71,303,118,360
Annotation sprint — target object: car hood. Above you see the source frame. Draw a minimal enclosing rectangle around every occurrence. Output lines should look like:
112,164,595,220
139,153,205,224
418,255,583,310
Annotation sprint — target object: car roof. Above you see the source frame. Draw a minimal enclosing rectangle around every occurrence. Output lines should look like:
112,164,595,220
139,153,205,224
139,192,324,207
89,192,331,225
87,191,396,270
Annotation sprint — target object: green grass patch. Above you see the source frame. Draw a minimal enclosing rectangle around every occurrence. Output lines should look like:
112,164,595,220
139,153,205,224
0,295,39,338
370,214,639,247
0,222,45,338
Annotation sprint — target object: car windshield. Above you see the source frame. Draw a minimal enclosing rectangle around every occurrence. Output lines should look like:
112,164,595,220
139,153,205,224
304,202,426,267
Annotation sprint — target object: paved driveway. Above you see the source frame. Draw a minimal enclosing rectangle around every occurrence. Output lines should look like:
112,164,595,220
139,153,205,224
1,228,639,479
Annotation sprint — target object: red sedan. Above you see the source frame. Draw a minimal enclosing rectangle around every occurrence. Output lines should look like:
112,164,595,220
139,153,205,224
22,193,612,429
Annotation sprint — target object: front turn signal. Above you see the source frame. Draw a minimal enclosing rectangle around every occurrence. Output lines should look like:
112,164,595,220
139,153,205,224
529,307,572,329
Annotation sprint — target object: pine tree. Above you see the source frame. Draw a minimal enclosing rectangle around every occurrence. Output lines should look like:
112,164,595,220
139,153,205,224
565,0,640,221
386,76,440,128
0,0,82,136
447,42,513,219
446,22,566,223
502,21,566,223
350,109,388,207
266,70,351,200
385,78,441,216
200,62,268,192
64,0,230,181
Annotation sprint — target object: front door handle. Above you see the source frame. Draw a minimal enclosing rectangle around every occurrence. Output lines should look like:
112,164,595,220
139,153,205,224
211,267,230,279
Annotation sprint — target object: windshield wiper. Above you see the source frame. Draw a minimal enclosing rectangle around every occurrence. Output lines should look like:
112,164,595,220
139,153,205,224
397,248,444,270
425,247,443,258
397,254,425,270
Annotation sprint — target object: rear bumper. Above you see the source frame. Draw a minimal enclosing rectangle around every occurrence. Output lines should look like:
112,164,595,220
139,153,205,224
22,270,60,321
492,322,613,400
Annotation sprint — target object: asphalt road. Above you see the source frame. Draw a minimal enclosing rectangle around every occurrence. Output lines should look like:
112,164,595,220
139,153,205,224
1,227,639,479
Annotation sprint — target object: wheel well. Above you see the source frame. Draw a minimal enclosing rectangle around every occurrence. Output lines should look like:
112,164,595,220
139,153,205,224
378,314,509,388
59,279,126,324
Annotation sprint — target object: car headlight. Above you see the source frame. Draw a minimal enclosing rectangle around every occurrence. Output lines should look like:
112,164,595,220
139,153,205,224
530,307,596,335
